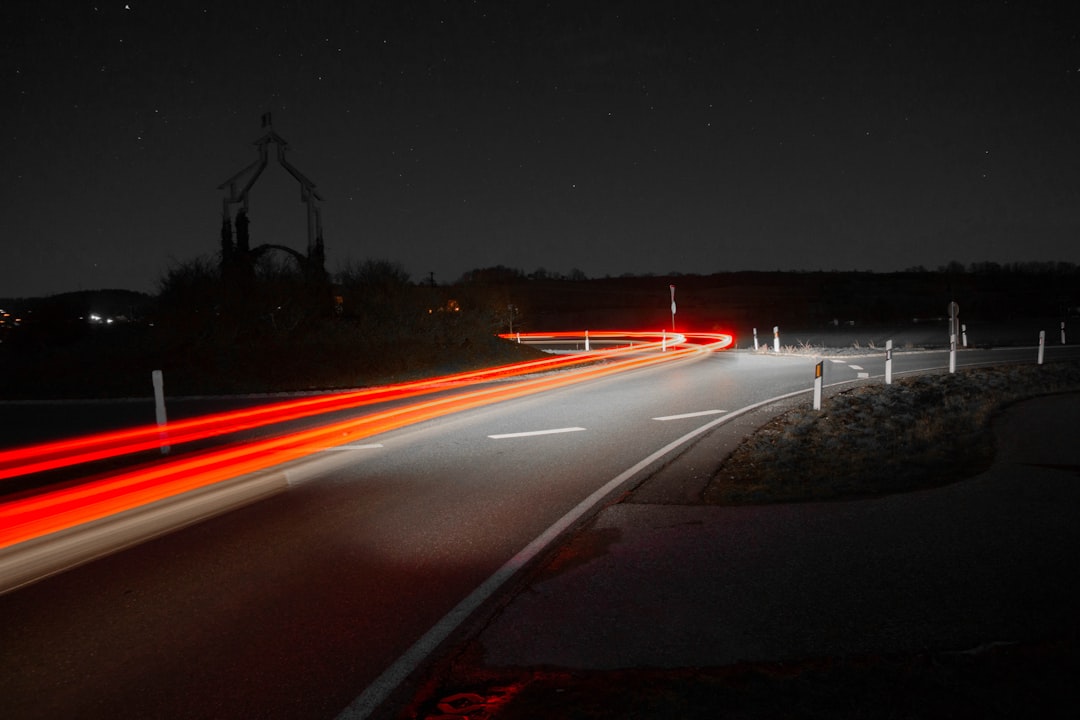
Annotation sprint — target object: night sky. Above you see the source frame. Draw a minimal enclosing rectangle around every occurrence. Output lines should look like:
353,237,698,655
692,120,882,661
4,1,1080,298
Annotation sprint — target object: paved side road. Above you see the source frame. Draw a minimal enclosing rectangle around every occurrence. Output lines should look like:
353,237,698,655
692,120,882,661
393,392,1080,714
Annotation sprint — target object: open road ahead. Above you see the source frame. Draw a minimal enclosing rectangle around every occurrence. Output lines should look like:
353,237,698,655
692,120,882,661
2,340,1077,719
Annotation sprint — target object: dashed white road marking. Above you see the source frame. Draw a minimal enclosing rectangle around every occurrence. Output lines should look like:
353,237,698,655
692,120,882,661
653,409,727,421
829,359,847,364
848,364,864,370
488,427,586,439
337,384,819,720
336,383,830,720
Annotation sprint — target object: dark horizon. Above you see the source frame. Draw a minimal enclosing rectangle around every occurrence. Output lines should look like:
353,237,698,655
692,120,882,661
7,257,1079,303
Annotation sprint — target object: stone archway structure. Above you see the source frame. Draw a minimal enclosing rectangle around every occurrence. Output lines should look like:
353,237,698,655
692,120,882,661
217,114,326,282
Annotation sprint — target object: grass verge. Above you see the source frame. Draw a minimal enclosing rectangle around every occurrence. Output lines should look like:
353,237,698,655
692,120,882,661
704,360,1080,505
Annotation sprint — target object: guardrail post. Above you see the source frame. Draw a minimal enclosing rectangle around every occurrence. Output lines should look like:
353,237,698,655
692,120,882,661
1038,330,1045,365
813,361,823,410
885,339,893,385
152,370,170,455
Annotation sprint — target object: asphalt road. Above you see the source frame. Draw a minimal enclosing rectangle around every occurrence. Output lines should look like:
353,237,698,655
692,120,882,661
1,343,1077,719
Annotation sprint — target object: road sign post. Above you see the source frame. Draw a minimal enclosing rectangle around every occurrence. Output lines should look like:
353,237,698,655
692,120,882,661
885,339,893,385
813,361,823,410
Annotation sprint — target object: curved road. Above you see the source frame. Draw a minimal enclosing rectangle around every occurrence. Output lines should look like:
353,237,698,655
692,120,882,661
1,342,1076,719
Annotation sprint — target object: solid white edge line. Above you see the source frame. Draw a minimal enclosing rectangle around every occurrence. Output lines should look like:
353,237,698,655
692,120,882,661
488,427,586,439
652,409,727,421
335,385,813,720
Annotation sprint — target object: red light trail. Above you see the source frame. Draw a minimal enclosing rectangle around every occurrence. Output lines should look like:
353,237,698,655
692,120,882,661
0,332,731,551
0,336,649,482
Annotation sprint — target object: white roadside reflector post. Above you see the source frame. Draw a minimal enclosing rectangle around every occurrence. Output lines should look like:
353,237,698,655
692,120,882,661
1062,321,1067,345
1038,330,1045,365
947,300,962,368
813,361,823,410
670,284,676,332
152,369,170,455
516,332,520,343
773,325,780,353
753,327,759,350
661,330,666,352
585,330,590,352
962,323,968,348
885,339,893,385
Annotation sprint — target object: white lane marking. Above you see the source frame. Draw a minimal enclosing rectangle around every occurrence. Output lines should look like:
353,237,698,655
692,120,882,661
320,443,384,451
653,409,726,421
829,359,847,364
489,427,586,439
848,364,864,370
336,385,816,720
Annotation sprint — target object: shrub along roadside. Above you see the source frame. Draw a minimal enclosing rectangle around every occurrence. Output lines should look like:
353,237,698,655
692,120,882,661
704,361,1080,505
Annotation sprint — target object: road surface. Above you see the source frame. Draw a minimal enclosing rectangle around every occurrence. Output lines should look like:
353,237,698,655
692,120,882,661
1,342,1076,719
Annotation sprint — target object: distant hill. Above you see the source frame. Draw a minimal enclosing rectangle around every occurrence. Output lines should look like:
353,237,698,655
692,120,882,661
0,289,156,322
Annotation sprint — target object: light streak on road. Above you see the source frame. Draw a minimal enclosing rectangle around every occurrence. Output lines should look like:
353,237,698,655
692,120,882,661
0,335,665,482
0,331,731,551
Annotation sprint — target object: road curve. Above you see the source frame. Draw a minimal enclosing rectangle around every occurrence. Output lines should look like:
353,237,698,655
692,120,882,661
1,339,1076,719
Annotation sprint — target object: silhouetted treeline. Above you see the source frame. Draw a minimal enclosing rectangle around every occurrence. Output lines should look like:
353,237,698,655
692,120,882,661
449,263,1080,333
904,260,1080,276
2,259,1077,399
